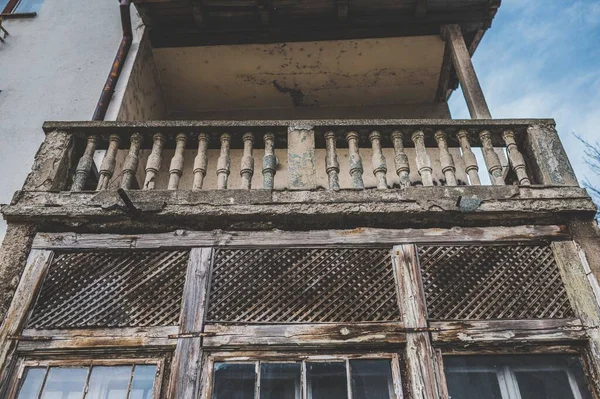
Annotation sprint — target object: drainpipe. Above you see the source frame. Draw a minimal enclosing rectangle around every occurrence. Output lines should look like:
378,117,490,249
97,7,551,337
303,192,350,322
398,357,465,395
92,0,133,121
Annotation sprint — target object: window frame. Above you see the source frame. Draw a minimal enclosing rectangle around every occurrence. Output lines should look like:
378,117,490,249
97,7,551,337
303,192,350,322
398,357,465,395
202,352,404,399
7,357,166,399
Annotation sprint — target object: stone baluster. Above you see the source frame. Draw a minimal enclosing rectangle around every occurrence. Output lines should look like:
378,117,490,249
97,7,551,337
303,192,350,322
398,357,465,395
345,131,364,189
502,130,531,186
167,133,188,190
240,132,255,189
324,131,340,191
96,134,121,191
434,130,457,186
391,130,410,188
411,130,433,186
192,133,210,190
456,130,481,185
262,133,277,189
120,133,142,190
72,135,98,191
479,130,504,185
216,133,231,189
144,133,166,190
369,130,388,189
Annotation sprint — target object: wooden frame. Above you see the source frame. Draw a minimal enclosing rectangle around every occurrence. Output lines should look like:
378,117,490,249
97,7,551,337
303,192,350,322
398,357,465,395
3,225,600,398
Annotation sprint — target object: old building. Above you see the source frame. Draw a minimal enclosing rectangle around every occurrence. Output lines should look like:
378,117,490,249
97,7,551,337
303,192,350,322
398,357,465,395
1,0,600,398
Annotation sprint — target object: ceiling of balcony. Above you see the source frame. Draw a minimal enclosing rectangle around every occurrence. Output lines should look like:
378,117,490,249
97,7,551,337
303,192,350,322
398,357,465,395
153,35,445,115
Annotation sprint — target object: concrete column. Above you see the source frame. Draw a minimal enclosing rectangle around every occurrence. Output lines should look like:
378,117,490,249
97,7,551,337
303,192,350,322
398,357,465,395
288,123,316,190
22,130,74,192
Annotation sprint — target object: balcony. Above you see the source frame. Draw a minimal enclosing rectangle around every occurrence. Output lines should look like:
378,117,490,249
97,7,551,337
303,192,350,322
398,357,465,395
2,118,595,231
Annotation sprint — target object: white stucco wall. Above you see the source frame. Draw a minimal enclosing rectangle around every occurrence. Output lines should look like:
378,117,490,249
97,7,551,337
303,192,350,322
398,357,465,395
0,0,141,239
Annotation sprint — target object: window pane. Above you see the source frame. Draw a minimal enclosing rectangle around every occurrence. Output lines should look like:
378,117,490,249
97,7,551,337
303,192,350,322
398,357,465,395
86,366,132,399
16,368,46,399
15,0,44,13
307,362,347,399
515,370,575,399
212,363,255,399
40,367,87,399
129,365,158,399
445,371,503,399
260,363,301,399
350,360,394,399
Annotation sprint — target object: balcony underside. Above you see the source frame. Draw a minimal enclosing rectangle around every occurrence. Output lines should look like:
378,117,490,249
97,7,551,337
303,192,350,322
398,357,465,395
3,186,595,233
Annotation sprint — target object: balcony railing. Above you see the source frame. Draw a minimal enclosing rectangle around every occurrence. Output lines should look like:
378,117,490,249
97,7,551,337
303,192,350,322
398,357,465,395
28,119,578,194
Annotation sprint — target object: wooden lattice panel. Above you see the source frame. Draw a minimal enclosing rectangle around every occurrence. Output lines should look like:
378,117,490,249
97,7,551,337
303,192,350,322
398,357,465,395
207,248,400,323
27,250,189,329
418,245,575,320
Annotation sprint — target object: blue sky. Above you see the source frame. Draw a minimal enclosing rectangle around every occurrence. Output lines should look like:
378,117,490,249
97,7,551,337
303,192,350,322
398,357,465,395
450,0,600,188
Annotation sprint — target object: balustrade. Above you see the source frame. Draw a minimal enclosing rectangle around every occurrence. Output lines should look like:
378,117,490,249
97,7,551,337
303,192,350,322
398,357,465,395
58,120,572,193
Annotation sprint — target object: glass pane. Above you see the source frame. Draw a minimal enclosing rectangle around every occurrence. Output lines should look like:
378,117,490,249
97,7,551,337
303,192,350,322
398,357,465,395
86,366,131,399
260,363,301,399
307,362,347,399
15,0,44,13
129,365,158,399
40,367,87,399
350,360,394,399
445,371,502,399
16,368,46,399
212,363,256,399
515,370,575,399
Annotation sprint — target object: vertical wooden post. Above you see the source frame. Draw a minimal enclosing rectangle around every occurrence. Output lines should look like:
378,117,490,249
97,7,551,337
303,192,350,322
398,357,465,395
144,133,166,190
72,135,98,191
216,133,231,189
391,245,447,399
288,124,317,190
97,134,121,190
240,132,255,189
262,133,277,189
121,133,142,190
0,250,54,394
456,130,481,185
369,131,388,189
193,133,210,191
391,131,411,188
167,248,214,399
324,131,341,191
411,131,433,187
168,133,188,190
444,24,492,119
346,131,364,189
434,130,457,186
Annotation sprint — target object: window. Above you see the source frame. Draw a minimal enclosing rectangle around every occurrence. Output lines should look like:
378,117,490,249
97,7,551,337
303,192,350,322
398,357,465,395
444,355,593,399
209,357,399,399
14,362,160,399
1,0,43,14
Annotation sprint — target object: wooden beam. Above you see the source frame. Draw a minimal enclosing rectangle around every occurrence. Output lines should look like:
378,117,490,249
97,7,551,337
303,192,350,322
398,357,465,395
167,248,214,399
392,245,447,398
17,326,178,352
203,322,407,349
443,24,491,119
0,250,53,395
31,225,569,250
431,319,586,344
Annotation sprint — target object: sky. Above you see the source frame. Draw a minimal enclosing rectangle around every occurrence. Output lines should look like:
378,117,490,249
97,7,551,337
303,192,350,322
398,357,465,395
449,0,600,191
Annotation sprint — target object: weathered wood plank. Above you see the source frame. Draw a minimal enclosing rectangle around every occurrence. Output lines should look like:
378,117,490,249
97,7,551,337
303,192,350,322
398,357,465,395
392,245,446,398
431,319,586,344
16,326,178,352
167,248,213,399
202,322,407,349
32,225,568,250
444,24,491,119
0,250,53,393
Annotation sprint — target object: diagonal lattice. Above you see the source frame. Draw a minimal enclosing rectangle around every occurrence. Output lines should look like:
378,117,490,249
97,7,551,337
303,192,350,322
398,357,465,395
418,245,575,320
27,250,190,329
207,248,400,323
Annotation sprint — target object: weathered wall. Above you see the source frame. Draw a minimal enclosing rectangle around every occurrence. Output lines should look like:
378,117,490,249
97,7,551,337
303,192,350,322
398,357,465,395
0,1,141,240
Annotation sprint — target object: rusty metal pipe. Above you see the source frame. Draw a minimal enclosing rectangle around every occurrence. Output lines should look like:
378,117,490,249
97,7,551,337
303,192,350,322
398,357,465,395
92,0,133,121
